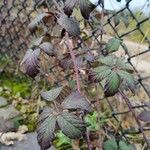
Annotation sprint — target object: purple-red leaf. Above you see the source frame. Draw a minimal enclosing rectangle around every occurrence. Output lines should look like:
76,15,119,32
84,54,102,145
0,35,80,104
39,42,56,56
21,49,40,78
37,107,56,149
63,0,78,16
138,110,150,122
57,14,80,37
61,91,92,112
79,0,96,19
56,112,86,139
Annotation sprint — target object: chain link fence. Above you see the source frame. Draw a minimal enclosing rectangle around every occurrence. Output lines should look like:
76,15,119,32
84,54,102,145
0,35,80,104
0,0,150,149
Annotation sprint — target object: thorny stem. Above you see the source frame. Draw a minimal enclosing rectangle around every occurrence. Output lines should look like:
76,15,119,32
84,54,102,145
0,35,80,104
65,33,81,93
119,90,150,149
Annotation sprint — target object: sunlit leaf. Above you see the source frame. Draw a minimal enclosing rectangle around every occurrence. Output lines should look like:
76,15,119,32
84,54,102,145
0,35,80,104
91,66,112,82
41,87,63,101
79,0,96,19
104,71,121,97
116,58,133,71
117,70,135,88
61,91,92,112
106,38,121,53
37,107,56,149
40,42,56,56
28,13,50,33
21,48,40,78
138,110,150,122
57,112,86,139
98,56,114,67
57,14,80,37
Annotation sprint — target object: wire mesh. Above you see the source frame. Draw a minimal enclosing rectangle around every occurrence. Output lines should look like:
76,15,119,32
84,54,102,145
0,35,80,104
0,0,150,149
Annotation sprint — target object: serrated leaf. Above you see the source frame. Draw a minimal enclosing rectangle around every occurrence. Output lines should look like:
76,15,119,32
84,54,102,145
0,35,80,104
106,38,121,53
104,71,120,97
79,0,96,19
138,110,150,122
21,48,40,78
61,91,92,112
63,0,77,16
39,42,56,56
57,112,86,139
116,58,133,71
117,70,135,88
37,107,56,149
91,66,112,82
28,13,50,33
57,14,80,37
103,139,118,150
98,56,114,66
41,87,63,101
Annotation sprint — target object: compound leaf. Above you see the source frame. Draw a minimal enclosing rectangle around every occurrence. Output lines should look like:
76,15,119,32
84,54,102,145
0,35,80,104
98,55,114,67
57,112,86,139
91,66,112,82
117,70,135,88
37,107,56,149
61,91,92,112
41,87,63,101
106,38,121,53
104,71,121,97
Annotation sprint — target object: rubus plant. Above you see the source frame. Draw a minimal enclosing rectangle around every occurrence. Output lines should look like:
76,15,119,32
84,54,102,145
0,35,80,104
20,0,136,149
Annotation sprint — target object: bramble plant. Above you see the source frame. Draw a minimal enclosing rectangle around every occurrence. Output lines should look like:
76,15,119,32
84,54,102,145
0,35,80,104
20,0,136,149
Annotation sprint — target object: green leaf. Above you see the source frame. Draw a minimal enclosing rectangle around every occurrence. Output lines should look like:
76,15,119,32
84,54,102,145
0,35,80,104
41,87,63,101
61,91,92,112
114,15,120,26
116,58,133,71
103,139,118,150
91,66,112,82
119,141,135,150
106,38,121,53
104,71,121,97
117,70,135,88
57,112,86,139
79,0,96,19
37,107,56,149
98,55,115,66
56,131,71,147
